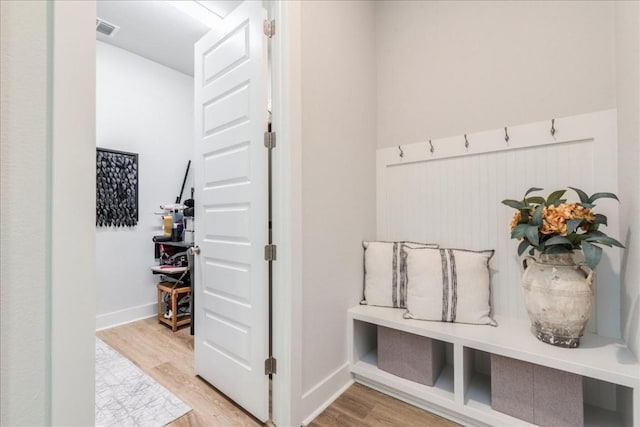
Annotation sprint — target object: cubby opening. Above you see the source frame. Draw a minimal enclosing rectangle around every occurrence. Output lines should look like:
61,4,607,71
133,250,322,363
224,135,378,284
350,319,454,400
461,348,634,426
583,378,633,427
352,318,378,365
462,347,492,409
438,342,455,396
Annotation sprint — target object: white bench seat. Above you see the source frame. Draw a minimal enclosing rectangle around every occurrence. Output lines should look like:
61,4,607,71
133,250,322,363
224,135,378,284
347,305,640,426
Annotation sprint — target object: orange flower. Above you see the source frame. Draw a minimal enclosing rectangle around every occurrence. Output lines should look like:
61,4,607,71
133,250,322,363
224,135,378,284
510,211,522,232
503,188,620,269
541,205,568,235
539,203,595,236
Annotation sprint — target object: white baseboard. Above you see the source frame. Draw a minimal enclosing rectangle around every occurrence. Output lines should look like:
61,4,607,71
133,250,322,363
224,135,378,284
301,362,353,426
96,302,156,331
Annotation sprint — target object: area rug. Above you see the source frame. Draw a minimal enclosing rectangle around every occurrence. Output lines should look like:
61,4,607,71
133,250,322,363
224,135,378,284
95,338,191,427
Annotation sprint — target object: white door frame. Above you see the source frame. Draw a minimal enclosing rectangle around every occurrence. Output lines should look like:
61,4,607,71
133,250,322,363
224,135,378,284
48,1,298,425
270,1,302,425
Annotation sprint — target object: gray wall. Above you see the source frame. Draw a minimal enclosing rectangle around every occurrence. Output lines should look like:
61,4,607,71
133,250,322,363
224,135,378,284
615,1,640,360
375,1,616,147
0,2,50,424
299,0,377,418
96,41,194,329
374,0,639,353
1,1,97,425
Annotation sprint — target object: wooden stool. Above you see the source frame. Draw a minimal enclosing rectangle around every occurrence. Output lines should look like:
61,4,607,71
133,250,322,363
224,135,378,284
157,282,191,332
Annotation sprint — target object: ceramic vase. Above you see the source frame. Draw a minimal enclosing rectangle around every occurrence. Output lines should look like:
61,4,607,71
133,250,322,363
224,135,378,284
521,252,594,348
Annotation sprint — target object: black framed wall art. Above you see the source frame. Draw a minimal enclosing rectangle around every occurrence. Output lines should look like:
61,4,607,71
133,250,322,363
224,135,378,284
96,147,139,227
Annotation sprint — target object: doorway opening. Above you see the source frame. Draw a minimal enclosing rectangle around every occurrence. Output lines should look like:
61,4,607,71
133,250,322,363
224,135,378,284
94,1,273,425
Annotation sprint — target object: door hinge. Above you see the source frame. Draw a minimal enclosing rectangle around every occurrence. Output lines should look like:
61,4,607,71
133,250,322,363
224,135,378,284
264,244,277,261
264,131,276,149
263,19,275,38
265,357,277,375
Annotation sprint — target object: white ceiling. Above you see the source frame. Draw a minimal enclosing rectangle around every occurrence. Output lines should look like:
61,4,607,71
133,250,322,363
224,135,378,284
96,1,242,76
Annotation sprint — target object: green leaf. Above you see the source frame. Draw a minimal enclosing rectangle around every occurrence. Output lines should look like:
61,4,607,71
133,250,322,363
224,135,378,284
586,235,625,248
581,241,602,269
588,192,620,203
524,187,544,198
502,199,524,209
569,187,589,204
517,240,530,256
567,233,581,245
524,225,540,246
573,233,590,242
594,214,608,225
531,204,544,226
511,223,528,239
525,197,546,205
546,245,572,254
544,236,573,246
519,208,531,222
552,199,567,207
545,190,566,206
566,219,583,234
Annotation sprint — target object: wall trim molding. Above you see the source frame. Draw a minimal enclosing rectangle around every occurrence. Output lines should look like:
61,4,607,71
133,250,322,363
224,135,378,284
96,302,156,331
301,362,353,426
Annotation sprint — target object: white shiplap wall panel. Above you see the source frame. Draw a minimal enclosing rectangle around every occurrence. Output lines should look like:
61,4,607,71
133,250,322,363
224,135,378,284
377,110,621,338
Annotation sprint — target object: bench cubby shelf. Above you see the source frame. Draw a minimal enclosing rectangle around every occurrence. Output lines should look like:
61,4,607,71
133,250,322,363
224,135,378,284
348,305,640,427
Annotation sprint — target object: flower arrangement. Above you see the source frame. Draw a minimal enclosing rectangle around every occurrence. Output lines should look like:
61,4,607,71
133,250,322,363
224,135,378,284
502,187,624,268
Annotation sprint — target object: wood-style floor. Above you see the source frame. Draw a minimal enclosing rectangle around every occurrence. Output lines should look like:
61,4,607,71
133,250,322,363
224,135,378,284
97,317,260,426
97,318,459,427
308,383,459,427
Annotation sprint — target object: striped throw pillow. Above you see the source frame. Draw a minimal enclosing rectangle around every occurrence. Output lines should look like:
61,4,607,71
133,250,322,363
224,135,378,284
403,247,496,326
362,241,439,308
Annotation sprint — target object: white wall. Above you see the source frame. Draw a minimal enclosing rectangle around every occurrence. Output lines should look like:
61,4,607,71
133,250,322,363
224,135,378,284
96,41,194,329
375,1,616,148
0,2,50,424
373,0,640,349
1,1,98,425
51,2,98,424
50,2,97,424
298,0,377,422
615,1,640,359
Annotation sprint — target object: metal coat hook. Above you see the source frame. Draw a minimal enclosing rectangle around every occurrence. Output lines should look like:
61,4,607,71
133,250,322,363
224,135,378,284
550,119,556,136
464,134,469,149
504,127,510,143
398,145,404,158
428,140,434,154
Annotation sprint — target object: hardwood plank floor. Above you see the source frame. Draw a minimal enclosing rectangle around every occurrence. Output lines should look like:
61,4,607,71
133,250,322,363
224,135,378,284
97,317,261,427
308,383,460,427
97,318,460,427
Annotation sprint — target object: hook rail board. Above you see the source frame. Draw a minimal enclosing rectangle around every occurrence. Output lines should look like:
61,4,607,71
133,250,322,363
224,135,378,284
380,110,616,166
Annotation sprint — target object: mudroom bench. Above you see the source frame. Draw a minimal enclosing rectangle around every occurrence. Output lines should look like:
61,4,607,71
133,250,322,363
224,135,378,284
347,305,639,427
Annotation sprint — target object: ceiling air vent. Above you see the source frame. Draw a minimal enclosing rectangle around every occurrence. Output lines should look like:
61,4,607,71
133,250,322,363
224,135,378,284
96,18,119,37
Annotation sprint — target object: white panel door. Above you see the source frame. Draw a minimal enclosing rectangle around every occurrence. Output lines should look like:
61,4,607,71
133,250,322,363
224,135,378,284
193,1,269,422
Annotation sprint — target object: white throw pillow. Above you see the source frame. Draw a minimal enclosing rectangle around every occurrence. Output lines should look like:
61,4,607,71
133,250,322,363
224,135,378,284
403,247,496,326
362,241,439,308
